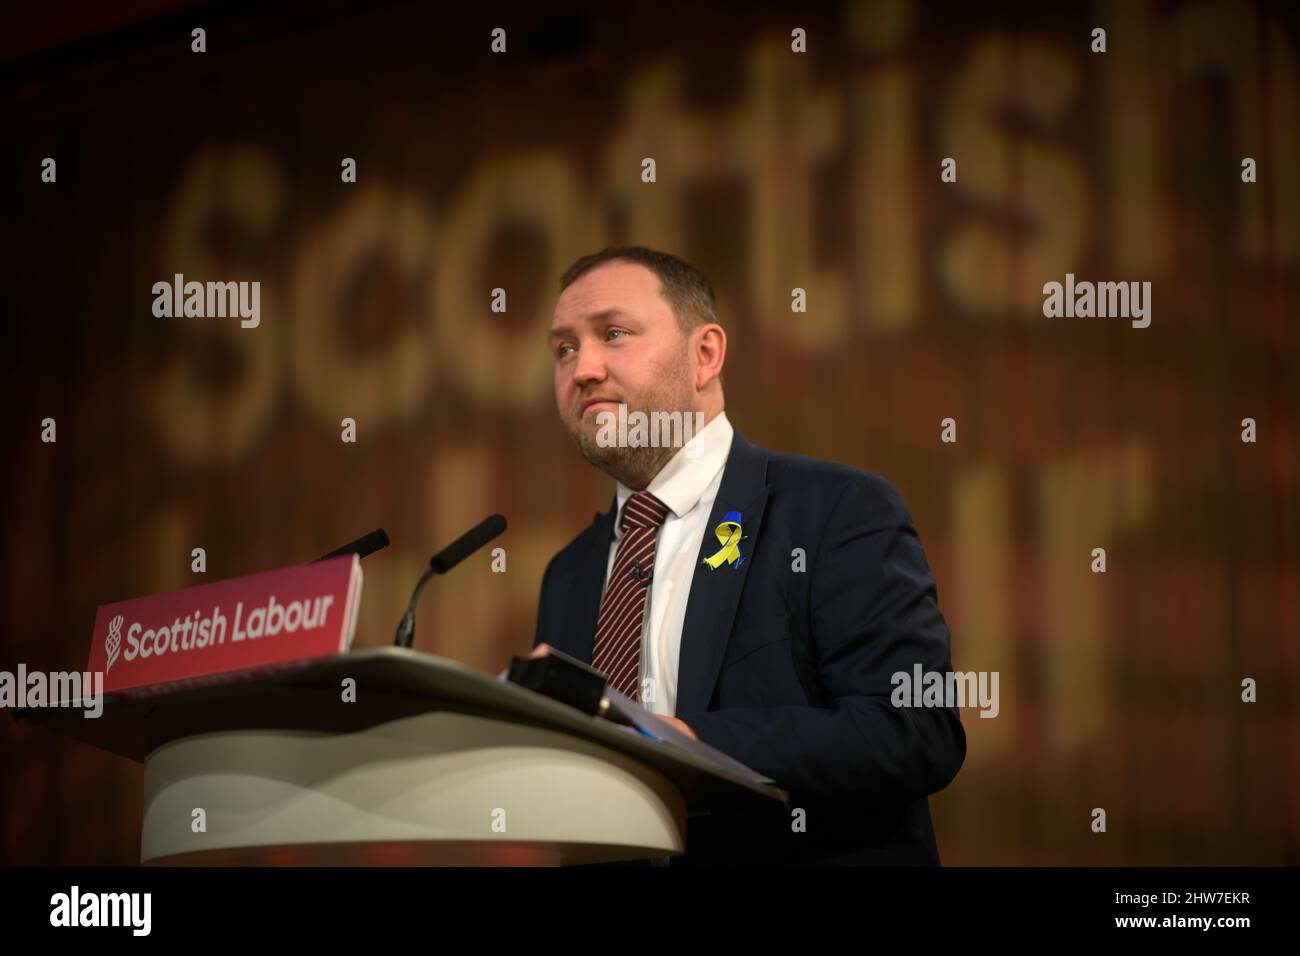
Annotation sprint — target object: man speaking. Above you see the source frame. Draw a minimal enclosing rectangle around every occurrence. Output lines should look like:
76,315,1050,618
534,246,966,865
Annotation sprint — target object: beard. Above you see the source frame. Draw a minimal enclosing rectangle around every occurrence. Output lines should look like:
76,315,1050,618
566,354,694,490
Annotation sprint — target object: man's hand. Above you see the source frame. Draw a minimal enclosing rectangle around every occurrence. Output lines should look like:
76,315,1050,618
657,716,698,741
527,644,698,740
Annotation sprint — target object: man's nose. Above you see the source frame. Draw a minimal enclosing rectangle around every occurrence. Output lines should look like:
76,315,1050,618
571,346,606,389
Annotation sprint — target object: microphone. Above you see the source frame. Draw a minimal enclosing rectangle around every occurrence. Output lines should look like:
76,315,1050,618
394,514,507,649
429,513,507,574
315,528,391,563
629,559,653,585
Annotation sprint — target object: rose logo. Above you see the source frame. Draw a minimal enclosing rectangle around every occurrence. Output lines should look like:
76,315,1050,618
105,614,123,672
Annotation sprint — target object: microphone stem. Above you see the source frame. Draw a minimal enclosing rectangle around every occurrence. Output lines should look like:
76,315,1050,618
394,566,438,648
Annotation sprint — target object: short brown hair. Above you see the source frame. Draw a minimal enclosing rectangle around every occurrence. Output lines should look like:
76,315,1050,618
559,246,719,332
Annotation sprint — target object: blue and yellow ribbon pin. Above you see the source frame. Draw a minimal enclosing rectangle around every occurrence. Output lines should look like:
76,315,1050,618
703,511,746,569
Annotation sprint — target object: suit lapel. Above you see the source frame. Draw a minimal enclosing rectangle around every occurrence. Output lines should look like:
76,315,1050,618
675,430,771,717
555,498,617,664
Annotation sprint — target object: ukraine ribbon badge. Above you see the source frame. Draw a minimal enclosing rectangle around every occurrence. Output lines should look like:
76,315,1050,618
703,511,746,569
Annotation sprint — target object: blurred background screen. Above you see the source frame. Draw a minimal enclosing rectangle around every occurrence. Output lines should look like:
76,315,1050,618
1,0,1297,865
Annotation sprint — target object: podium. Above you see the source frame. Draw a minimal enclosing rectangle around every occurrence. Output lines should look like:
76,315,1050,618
16,647,787,866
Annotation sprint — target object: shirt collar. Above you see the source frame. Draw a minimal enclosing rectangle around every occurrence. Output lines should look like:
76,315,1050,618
614,410,734,537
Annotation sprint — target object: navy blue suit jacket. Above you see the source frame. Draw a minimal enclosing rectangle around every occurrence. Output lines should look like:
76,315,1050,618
533,429,966,865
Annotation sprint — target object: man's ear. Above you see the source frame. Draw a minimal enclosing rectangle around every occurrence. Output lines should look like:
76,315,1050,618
694,323,726,390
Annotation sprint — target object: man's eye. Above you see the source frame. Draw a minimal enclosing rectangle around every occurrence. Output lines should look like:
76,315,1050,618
556,344,574,358
606,329,626,341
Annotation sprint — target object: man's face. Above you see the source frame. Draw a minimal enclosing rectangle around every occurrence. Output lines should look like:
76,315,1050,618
549,262,697,488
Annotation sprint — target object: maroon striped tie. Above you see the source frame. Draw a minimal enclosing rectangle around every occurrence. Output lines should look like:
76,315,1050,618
591,491,670,702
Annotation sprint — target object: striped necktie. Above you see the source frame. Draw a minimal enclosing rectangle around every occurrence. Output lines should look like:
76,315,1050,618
591,491,670,701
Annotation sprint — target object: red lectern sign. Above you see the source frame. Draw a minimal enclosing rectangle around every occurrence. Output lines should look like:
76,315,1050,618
86,555,364,694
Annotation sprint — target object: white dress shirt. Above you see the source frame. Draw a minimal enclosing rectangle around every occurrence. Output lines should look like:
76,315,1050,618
603,410,734,717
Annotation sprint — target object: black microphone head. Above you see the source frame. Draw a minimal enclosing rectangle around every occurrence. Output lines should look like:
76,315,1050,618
317,528,391,563
429,514,507,574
